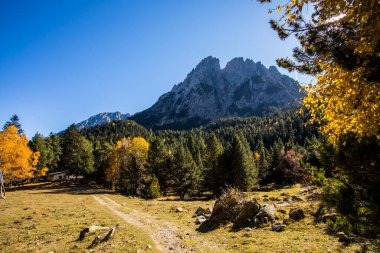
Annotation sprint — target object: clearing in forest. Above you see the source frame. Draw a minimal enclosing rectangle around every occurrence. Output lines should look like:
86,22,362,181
0,183,365,252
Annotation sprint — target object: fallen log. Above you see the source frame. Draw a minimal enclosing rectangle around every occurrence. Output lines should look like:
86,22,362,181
78,225,109,241
88,236,101,249
101,227,116,242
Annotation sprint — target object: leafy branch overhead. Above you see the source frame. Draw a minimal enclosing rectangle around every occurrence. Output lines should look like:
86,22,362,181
260,0,380,142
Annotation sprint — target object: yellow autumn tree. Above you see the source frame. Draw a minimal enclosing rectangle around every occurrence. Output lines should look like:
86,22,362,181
105,137,149,194
304,62,380,143
259,0,380,144
0,125,40,184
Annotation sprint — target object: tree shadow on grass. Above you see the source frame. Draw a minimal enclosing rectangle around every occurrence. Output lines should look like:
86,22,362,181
157,197,214,202
16,182,116,195
6,182,52,192
196,220,219,233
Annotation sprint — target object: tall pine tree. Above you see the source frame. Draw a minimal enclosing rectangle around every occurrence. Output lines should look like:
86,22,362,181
231,135,259,191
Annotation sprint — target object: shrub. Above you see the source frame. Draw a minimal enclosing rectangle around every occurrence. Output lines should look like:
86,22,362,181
273,150,305,184
310,166,326,187
145,175,162,199
209,187,245,226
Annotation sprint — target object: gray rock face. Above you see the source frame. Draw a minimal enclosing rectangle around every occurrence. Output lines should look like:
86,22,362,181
76,112,130,130
132,56,303,128
254,203,276,227
234,200,261,227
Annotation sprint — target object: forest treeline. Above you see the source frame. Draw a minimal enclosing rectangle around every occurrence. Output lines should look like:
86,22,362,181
26,106,321,197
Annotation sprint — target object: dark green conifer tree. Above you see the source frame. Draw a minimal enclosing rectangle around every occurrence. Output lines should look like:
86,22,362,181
3,114,24,135
48,133,62,172
60,125,95,177
204,133,224,194
147,138,171,194
173,145,202,199
29,133,52,175
231,135,259,191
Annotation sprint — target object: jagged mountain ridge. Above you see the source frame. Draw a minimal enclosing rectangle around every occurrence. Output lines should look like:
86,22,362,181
76,112,130,130
131,56,303,129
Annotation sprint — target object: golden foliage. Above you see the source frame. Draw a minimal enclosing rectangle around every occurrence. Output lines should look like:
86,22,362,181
254,152,261,161
271,0,380,143
105,137,149,187
303,63,380,143
0,126,40,183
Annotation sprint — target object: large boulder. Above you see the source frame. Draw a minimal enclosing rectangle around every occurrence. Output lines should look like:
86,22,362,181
234,200,261,228
255,204,276,226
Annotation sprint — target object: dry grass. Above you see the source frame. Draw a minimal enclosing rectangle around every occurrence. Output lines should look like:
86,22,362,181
0,183,371,252
106,184,365,253
0,182,155,253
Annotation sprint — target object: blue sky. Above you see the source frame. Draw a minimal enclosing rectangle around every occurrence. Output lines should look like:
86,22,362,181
0,0,311,137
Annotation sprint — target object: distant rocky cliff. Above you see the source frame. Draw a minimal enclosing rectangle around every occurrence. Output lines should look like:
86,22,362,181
76,112,130,130
132,56,303,129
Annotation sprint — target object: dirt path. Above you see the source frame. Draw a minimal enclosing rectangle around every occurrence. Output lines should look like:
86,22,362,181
93,195,220,252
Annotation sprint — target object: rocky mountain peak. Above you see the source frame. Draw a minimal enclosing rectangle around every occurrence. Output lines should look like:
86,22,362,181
223,57,258,85
194,56,221,73
131,56,304,129
76,112,130,130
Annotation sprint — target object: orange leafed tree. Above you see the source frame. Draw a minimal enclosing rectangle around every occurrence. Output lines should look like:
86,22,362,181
0,125,40,184
105,137,149,192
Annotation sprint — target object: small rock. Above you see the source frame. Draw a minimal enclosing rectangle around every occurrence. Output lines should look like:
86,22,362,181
298,189,308,195
272,223,286,232
291,195,305,202
244,227,252,231
193,206,212,217
336,232,350,243
195,216,207,224
307,192,322,201
321,213,337,223
289,207,305,221
146,244,152,249
276,202,290,207
283,218,291,225
176,207,184,212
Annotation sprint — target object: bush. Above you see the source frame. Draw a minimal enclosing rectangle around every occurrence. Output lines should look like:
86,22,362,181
327,215,353,235
209,187,245,226
310,166,326,187
145,175,162,199
273,150,305,184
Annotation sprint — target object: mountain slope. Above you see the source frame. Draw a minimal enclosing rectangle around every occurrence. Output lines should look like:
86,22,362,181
132,56,303,129
76,112,130,130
